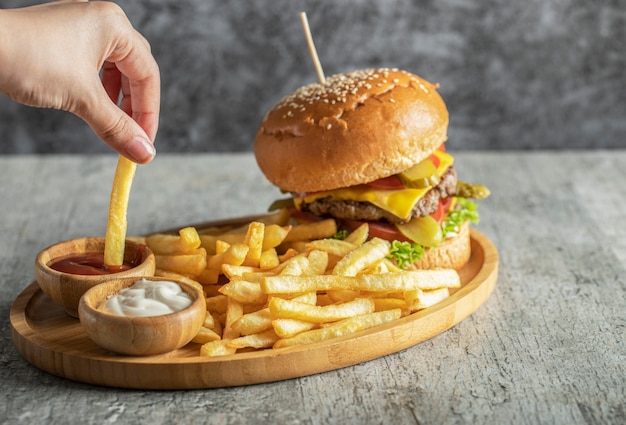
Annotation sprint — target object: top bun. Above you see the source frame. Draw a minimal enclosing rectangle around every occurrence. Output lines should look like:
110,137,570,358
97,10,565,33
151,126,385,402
254,68,449,193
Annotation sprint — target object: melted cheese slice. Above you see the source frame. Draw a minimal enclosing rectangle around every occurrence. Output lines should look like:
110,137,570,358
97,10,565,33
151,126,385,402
433,150,454,179
295,151,454,221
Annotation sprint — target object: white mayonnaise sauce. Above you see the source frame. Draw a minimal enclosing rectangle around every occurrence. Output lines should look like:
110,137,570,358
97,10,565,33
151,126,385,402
101,278,192,317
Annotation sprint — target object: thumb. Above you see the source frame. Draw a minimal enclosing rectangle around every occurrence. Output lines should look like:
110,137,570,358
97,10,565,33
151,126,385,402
77,88,156,164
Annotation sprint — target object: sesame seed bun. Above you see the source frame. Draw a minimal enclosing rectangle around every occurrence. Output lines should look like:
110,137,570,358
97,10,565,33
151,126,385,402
254,68,449,193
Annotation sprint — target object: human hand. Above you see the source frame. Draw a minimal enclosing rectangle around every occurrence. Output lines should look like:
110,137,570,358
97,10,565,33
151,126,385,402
0,1,160,163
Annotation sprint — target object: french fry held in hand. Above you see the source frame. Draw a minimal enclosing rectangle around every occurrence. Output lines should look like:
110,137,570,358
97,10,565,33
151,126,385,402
143,209,463,357
104,156,137,267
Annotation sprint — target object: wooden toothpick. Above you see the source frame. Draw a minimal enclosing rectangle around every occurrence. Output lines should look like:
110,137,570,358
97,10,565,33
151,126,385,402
300,12,326,84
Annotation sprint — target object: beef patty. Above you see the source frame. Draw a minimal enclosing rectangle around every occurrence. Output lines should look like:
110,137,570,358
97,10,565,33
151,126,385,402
301,166,457,224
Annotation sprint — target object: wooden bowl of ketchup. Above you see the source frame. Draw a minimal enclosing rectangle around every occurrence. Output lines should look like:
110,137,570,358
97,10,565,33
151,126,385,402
34,237,156,318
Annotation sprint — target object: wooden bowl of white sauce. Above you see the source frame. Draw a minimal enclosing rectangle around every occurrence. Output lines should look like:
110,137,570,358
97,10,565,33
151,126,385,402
78,276,206,356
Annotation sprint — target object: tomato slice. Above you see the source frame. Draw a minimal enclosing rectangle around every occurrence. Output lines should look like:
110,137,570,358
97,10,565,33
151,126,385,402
440,197,453,212
288,207,323,223
430,198,453,224
429,153,441,169
431,201,445,223
364,175,405,190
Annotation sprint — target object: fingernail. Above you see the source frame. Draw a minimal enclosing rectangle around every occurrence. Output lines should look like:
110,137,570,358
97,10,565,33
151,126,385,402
127,137,156,163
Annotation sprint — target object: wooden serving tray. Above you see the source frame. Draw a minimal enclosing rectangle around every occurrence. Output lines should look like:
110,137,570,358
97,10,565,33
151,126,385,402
10,225,498,390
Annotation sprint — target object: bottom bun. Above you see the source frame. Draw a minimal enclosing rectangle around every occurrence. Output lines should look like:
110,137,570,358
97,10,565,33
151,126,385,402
410,222,471,271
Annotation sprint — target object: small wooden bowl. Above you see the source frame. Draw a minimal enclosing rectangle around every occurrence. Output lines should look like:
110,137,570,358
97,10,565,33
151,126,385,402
34,237,156,318
78,277,206,356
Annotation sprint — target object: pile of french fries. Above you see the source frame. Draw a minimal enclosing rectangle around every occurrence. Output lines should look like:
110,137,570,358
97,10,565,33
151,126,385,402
138,210,461,357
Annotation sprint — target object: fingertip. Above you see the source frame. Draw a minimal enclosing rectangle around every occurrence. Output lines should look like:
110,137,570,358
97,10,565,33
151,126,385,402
125,136,156,164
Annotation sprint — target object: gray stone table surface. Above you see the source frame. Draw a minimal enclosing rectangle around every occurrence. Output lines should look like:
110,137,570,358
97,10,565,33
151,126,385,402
0,151,624,424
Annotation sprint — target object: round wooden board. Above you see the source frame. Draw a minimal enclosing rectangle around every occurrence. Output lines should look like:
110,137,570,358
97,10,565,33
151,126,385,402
10,229,498,390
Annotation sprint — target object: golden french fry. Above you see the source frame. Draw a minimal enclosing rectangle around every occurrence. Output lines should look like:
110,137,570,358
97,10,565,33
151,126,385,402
146,235,185,255
261,269,460,294
240,270,276,283
277,255,310,277
232,308,273,335
269,297,375,323
290,292,317,304
405,287,450,312
223,297,244,340
203,310,215,328
262,224,292,250
206,243,249,270
146,235,182,255
104,156,136,266
273,318,362,348
222,243,250,264
221,264,261,280
278,248,301,262
306,238,357,257
316,293,334,306
196,268,221,285
273,309,402,348
227,329,279,349
205,295,228,315
211,311,223,337
282,219,338,242
326,289,360,303
344,223,369,245
335,309,403,330
215,240,231,255
372,298,410,315
362,259,391,274
361,290,404,299
307,250,329,275
259,248,280,270
147,227,202,256
278,241,309,254
243,222,265,267
199,233,245,255
272,318,317,338
219,279,267,305
155,248,207,276
192,326,222,344
382,258,403,273
332,237,390,276
179,226,201,247
200,340,235,357
272,251,327,277
202,284,222,298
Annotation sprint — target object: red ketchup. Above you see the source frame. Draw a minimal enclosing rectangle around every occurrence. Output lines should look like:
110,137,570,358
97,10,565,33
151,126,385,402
48,246,145,275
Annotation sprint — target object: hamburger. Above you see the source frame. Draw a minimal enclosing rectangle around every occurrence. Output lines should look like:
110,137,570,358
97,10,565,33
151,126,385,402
254,68,488,270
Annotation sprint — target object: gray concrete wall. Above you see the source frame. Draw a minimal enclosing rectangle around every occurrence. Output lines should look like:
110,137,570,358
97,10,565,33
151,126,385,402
1,0,624,154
